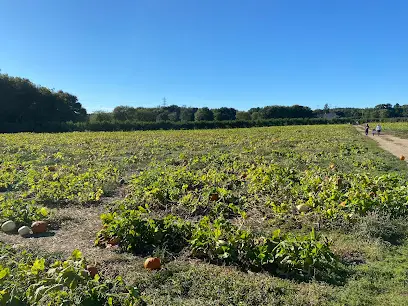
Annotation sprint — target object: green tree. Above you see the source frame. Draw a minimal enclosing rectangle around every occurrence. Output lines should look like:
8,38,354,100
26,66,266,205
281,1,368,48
90,111,112,122
180,108,196,121
194,107,214,121
251,112,262,120
236,111,251,120
213,107,237,121
0,73,87,126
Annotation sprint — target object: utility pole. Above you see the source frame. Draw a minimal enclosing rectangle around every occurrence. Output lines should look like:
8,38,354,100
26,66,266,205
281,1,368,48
162,97,167,108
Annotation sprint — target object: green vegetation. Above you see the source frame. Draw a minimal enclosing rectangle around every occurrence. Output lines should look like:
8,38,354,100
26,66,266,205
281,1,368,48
381,122,408,138
2,125,408,305
2,72,408,133
0,73,87,131
0,244,144,305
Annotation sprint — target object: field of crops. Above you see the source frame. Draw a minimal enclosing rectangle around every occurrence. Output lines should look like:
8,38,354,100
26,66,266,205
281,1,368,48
380,122,408,138
2,125,408,305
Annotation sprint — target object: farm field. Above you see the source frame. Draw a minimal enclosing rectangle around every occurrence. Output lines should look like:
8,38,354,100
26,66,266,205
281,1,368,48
2,125,408,305
379,122,408,139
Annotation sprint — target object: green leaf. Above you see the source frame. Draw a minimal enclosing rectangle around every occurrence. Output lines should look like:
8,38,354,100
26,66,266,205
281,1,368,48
71,249,82,260
0,267,9,280
39,207,48,217
31,259,45,275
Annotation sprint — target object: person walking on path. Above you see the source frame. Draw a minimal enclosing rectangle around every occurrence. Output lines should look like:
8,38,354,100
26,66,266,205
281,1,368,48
365,123,370,136
376,124,382,136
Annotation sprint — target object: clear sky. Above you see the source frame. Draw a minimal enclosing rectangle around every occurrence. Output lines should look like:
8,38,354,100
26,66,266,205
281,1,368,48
1,1,407,112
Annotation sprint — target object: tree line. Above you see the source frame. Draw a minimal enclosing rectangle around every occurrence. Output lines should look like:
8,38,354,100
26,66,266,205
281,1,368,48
90,104,315,123
0,73,87,127
2,72,408,133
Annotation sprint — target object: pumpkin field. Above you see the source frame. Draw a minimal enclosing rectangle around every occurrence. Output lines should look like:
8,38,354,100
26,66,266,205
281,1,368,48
379,122,408,139
2,125,408,305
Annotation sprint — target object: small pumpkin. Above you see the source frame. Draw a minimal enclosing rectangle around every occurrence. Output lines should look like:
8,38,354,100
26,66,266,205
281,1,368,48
400,155,405,161
210,193,219,201
144,257,161,270
18,226,31,237
31,221,47,234
86,265,98,278
1,220,16,232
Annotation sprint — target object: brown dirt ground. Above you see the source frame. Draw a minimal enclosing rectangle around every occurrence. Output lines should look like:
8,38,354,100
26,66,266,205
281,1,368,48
0,199,147,280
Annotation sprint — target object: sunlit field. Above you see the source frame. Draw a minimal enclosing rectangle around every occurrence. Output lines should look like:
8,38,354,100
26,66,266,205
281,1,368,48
2,125,408,305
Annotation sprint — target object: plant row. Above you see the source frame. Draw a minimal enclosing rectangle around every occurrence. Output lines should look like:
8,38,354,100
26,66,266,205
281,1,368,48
117,157,408,219
96,209,337,280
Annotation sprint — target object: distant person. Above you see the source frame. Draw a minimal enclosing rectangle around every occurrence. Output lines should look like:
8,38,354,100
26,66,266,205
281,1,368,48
372,128,376,136
365,124,369,136
376,124,382,135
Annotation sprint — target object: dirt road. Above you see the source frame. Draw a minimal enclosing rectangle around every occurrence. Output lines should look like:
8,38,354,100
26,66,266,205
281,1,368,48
355,125,408,160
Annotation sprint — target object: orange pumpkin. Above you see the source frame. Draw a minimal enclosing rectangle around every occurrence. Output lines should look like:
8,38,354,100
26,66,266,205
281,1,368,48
31,221,47,234
144,257,161,270
400,155,405,161
210,193,219,201
86,265,98,278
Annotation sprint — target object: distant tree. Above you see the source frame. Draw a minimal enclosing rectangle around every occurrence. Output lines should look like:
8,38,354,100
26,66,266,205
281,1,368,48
213,107,237,121
375,103,392,109
156,111,169,122
90,111,112,122
251,112,262,120
180,108,196,121
168,112,179,121
132,108,157,122
236,111,251,120
113,106,134,121
194,107,214,121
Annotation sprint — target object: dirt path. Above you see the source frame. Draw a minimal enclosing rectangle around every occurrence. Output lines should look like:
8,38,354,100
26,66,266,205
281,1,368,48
355,125,408,160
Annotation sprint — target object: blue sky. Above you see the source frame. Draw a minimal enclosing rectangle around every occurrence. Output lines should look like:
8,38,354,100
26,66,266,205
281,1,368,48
1,0,407,112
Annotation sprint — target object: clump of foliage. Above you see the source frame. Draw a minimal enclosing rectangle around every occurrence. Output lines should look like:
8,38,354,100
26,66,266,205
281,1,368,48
0,244,144,305
96,211,337,280
96,207,192,254
0,195,49,228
